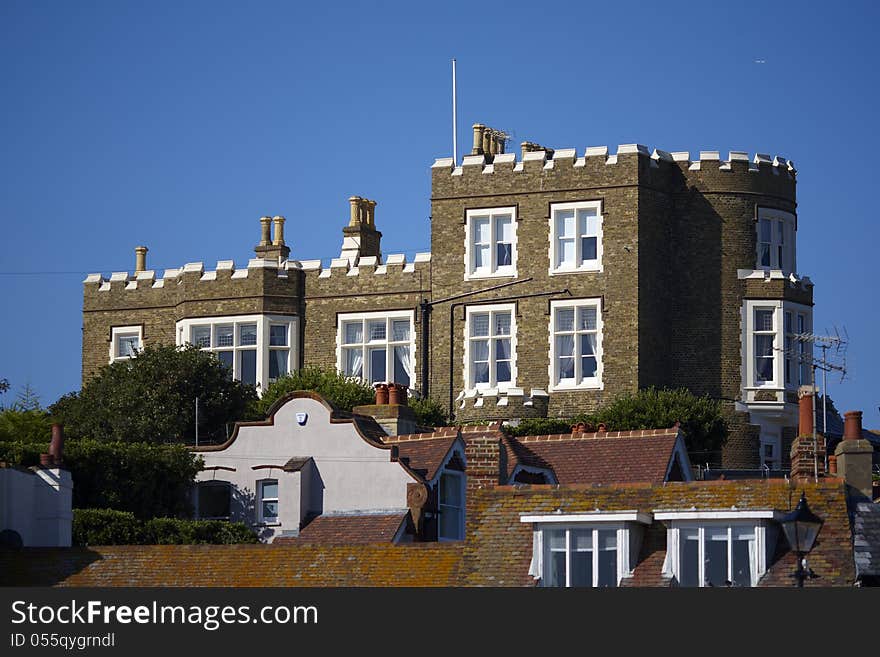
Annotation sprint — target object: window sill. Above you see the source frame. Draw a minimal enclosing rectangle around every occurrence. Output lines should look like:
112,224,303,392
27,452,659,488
549,265,602,276
464,270,517,281
548,381,603,393
256,522,281,527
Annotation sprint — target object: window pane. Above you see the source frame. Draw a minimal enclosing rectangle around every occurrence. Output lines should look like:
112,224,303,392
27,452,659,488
473,361,490,384
581,355,598,378
475,244,490,270
261,501,278,519
473,217,490,243
369,347,386,383
344,347,363,377
760,218,771,243
494,313,511,336
579,210,599,236
393,346,411,387
215,325,234,347
547,529,565,551
368,320,386,341
495,216,512,243
496,242,512,267
239,324,257,346
471,314,489,337
217,350,234,376
556,211,575,238
756,356,773,382
344,322,363,345
548,550,566,587
755,309,774,331
556,308,575,332
391,320,410,342
496,360,511,384
705,527,729,587
192,326,211,348
732,537,753,587
261,481,278,499
680,530,700,587
118,335,139,357
269,324,288,346
759,244,771,267
571,529,593,551
597,530,618,587
578,307,597,331
269,349,288,380
755,335,774,357
558,238,575,266
558,357,574,381
439,505,462,539
557,334,574,358
775,220,784,243
580,333,597,356
240,350,257,386
440,473,462,507
570,550,593,587
472,340,489,361
581,236,597,261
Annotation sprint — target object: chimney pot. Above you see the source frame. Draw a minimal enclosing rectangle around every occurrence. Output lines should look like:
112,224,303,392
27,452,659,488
798,385,816,436
259,216,272,246
349,197,362,226
471,124,485,155
828,454,838,475
49,423,65,465
482,129,492,156
375,383,389,405
272,216,286,246
135,246,148,273
843,410,863,441
388,383,401,405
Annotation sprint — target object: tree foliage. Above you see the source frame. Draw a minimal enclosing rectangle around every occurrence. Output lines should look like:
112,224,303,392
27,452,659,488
49,344,259,444
409,396,450,428
258,366,374,414
0,407,53,444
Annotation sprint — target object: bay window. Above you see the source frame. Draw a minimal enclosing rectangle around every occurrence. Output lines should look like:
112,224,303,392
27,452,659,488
465,207,517,279
338,311,415,388
465,304,516,390
744,301,812,392
549,200,603,274
756,208,796,273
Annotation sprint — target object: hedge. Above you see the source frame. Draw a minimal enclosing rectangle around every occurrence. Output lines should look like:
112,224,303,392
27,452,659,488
73,509,260,546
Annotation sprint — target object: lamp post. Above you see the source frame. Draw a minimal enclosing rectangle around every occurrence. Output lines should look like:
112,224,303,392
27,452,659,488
780,492,824,587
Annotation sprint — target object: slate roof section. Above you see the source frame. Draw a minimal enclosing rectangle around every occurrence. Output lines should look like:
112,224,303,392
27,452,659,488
274,512,410,545
0,543,463,587
461,479,856,587
853,502,880,581
504,429,683,485
387,436,460,481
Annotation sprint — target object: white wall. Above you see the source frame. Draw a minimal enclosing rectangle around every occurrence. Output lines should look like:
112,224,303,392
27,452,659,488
0,466,72,547
195,396,417,541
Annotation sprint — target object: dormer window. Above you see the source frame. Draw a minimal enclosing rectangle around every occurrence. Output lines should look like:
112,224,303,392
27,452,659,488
521,512,651,587
756,208,795,273
656,510,781,587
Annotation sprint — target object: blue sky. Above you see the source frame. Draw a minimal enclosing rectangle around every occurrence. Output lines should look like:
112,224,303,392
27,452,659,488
1,1,878,427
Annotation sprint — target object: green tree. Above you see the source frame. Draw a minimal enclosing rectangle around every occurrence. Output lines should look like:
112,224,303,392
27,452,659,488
50,344,259,444
258,366,374,414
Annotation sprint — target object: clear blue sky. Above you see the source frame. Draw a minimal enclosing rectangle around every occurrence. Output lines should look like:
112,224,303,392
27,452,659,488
1,1,877,427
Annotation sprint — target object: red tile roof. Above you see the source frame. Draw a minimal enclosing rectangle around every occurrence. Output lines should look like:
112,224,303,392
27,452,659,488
504,430,682,485
390,437,459,481
273,512,409,545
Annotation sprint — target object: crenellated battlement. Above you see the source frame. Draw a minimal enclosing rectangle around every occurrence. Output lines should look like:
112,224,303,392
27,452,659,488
299,252,431,280
432,144,796,182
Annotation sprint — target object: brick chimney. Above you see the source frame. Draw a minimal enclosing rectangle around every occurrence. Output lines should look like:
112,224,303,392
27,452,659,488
339,196,382,265
254,215,291,262
834,410,873,498
463,430,504,496
352,384,416,436
790,386,825,481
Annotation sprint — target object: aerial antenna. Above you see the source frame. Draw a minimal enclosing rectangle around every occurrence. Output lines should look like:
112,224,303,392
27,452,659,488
452,58,458,164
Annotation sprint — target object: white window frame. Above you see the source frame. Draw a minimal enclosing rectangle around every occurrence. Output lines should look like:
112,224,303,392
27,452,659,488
336,310,416,389
756,208,796,274
743,300,812,393
464,206,517,280
759,431,781,470
257,478,279,525
438,470,465,542
176,314,298,393
521,512,650,587
548,298,603,391
657,510,781,587
109,325,143,363
464,303,517,392
549,200,604,275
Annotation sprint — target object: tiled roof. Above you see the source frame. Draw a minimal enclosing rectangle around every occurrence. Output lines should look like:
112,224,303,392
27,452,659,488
853,502,880,580
274,512,409,545
391,437,459,481
461,479,856,587
0,543,463,587
504,430,681,485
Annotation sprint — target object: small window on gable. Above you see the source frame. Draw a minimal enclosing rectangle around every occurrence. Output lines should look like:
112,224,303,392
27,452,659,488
550,200,603,274
465,207,517,279
521,512,651,588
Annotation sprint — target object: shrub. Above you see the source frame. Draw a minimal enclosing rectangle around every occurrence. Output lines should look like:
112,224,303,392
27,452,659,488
409,396,450,428
73,509,259,546
259,366,374,414
0,438,203,519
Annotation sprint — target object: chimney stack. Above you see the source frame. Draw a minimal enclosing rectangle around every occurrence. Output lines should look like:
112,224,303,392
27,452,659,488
49,424,65,465
471,124,486,155
254,215,291,262
790,385,825,481
835,409,873,498
340,196,382,264
134,246,148,273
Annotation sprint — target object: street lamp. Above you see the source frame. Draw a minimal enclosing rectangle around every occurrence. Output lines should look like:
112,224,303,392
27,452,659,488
780,492,824,587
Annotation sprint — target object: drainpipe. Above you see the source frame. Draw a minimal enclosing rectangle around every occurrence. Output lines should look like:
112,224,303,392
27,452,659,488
420,299,431,399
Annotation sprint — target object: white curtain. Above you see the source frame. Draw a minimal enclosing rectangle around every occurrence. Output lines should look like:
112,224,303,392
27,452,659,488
345,348,363,378
395,346,412,382
528,530,543,580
